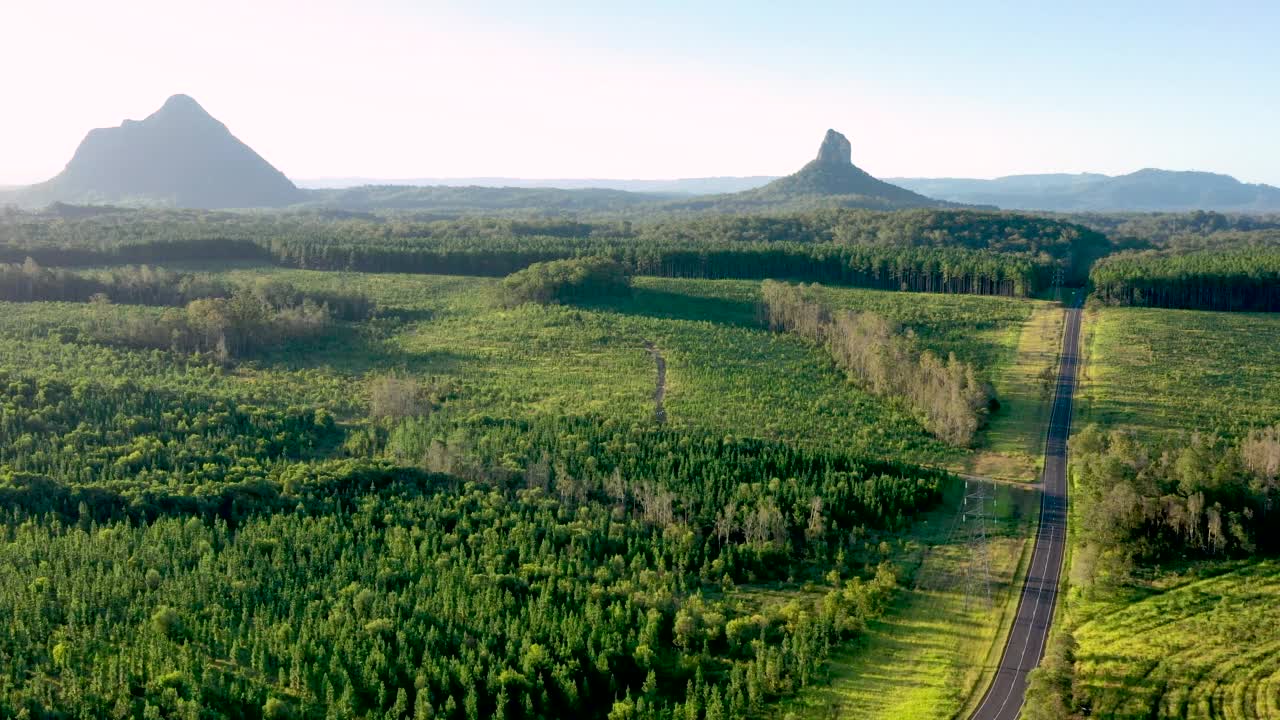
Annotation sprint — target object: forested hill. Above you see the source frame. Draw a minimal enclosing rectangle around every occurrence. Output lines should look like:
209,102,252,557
891,169,1280,212
298,184,675,213
14,95,303,209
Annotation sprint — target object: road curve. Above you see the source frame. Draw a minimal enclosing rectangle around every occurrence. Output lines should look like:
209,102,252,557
970,292,1083,720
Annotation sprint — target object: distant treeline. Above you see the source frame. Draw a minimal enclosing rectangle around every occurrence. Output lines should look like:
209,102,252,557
274,240,1041,297
1090,246,1280,312
1067,210,1280,247
760,281,995,446
0,233,1042,298
0,207,1117,297
0,259,374,319
0,260,376,359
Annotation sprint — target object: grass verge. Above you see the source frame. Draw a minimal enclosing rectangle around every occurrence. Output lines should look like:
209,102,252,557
777,477,1039,720
964,303,1063,481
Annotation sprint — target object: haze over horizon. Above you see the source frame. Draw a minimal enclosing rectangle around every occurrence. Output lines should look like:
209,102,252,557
4,0,1279,187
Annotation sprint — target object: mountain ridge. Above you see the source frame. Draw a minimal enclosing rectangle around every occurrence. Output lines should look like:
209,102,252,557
889,169,1280,212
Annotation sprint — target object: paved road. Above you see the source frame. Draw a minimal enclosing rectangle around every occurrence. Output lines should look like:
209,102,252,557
970,292,1083,720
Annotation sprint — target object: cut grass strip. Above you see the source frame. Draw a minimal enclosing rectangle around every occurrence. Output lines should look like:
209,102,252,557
1069,560,1280,720
780,479,1039,720
964,304,1064,482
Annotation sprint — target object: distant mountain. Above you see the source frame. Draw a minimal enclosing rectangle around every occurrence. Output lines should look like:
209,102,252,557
660,130,952,212
296,176,778,195
17,95,302,209
889,170,1280,212
759,129,938,203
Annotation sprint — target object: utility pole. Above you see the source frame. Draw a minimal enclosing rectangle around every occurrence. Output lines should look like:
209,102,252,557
962,480,994,609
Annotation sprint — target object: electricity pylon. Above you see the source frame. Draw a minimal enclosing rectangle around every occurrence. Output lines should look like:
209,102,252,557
962,480,994,609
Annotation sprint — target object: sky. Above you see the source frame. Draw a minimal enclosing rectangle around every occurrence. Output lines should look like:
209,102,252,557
2,0,1278,185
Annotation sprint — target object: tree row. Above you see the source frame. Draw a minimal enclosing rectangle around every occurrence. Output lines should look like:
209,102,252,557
760,281,995,446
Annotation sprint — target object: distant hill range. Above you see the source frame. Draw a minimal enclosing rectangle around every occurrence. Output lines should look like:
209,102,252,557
301,185,675,213
301,129,953,214
888,170,1280,213
12,95,302,209
297,176,777,195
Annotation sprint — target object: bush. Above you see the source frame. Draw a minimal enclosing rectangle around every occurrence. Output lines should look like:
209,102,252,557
501,256,632,306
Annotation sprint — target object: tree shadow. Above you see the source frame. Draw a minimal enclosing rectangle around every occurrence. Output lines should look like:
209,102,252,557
581,286,761,329
257,324,470,376
378,307,437,323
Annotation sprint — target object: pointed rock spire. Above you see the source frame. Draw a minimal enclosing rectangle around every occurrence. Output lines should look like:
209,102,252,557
815,129,852,166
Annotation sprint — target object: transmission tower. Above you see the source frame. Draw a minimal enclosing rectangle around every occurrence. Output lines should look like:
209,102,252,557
961,480,994,609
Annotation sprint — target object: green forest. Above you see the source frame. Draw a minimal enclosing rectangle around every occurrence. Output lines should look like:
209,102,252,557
0,207,1112,296
0,204,1276,720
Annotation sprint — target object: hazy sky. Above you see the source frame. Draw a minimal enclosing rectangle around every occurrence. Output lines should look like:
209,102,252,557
3,0,1278,185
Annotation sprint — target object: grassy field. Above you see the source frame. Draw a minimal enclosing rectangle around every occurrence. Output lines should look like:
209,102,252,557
778,477,1040,720
797,282,1062,480
1075,305,1280,440
1066,560,1280,719
623,278,1059,476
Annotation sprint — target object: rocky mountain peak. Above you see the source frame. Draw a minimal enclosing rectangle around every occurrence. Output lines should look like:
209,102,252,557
815,129,852,166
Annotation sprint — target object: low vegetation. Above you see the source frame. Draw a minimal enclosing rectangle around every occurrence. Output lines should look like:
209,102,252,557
1029,562,1280,720
1074,306,1280,440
